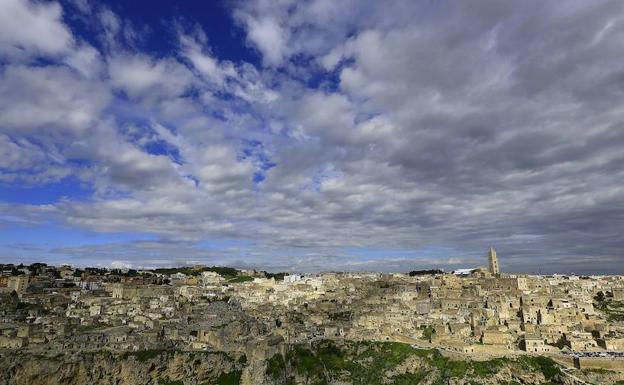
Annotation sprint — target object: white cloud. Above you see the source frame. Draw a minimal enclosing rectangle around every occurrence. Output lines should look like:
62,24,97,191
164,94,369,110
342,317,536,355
179,34,231,85
110,260,132,269
108,54,193,99
64,43,103,79
179,31,278,104
0,65,111,133
0,0,73,60
98,8,120,48
0,134,72,184
2,0,624,273
243,16,287,66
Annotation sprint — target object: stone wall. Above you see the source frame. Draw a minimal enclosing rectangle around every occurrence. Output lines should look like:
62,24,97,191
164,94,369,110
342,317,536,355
577,357,624,372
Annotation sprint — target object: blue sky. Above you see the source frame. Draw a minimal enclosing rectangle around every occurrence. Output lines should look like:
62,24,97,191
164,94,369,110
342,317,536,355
1,0,624,273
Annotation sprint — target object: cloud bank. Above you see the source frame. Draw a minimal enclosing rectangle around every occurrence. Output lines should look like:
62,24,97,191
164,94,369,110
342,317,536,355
1,0,623,273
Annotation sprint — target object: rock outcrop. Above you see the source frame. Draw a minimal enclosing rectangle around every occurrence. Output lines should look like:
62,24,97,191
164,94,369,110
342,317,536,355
0,350,240,385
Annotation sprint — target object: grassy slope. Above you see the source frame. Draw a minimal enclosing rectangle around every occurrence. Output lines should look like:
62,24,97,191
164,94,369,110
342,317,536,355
266,340,563,385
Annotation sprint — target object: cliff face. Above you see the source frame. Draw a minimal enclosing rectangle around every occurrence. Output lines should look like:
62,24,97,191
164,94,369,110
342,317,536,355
262,340,622,385
2,341,622,385
0,350,241,385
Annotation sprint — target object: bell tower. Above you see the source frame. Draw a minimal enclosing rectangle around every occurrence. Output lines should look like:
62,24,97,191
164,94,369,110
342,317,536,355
488,246,500,275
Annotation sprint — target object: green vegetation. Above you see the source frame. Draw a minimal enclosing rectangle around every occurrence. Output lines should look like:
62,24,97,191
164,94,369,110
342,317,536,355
408,269,444,276
227,276,254,283
15,302,42,311
153,267,202,276
328,311,351,321
264,340,565,385
150,266,286,281
22,352,65,361
123,351,241,385
122,349,169,362
472,357,508,376
517,355,561,381
266,353,287,380
420,325,434,341
152,266,239,278
581,367,615,375
594,299,624,322
188,350,235,363
159,380,184,385
289,341,427,384
74,322,108,332
207,295,231,303
264,271,287,280
111,268,140,277
389,372,429,384
210,370,241,385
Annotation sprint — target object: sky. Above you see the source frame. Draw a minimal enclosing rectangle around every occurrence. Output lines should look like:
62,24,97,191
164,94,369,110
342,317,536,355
1,0,623,274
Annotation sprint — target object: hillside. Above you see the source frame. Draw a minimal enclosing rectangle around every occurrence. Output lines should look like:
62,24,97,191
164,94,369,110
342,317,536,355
2,341,623,385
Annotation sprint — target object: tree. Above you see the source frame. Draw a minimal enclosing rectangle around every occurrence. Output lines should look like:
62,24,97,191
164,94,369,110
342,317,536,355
409,269,444,276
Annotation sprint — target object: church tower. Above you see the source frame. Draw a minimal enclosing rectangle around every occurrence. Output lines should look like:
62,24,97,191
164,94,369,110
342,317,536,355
488,246,500,275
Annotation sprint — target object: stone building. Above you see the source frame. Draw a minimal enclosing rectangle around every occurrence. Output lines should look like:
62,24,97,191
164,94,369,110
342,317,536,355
488,247,500,275
7,276,29,293
522,334,552,353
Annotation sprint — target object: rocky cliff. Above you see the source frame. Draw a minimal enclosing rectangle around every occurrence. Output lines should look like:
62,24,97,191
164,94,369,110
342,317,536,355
2,341,622,385
0,350,242,385
262,340,623,385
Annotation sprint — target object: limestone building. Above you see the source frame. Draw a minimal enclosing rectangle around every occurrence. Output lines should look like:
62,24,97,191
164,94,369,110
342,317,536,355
488,247,500,275
7,276,29,293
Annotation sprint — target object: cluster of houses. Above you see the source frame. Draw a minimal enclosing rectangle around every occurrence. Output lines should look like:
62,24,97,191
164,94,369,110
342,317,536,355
1,260,623,365
233,270,624,357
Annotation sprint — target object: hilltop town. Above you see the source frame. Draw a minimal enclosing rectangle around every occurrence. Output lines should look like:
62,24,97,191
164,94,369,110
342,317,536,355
1,249,624,385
